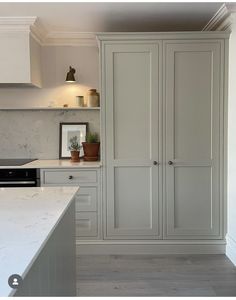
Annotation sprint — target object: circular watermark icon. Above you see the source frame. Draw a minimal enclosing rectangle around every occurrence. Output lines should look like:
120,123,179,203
8,274,23,289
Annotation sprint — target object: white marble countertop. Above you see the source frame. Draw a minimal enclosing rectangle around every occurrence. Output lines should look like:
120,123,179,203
0,186,79,297
0,159,101,169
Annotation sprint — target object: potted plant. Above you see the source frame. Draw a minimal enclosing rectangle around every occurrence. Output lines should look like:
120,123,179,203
82,132,100,161
69,136,81,162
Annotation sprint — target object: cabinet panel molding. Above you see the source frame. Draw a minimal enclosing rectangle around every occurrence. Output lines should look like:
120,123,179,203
103,42,162,239
97,33,228,250
164,40,224,239
76,212,98,237
75,187,97,212
40,167,101,240
41,169,97,185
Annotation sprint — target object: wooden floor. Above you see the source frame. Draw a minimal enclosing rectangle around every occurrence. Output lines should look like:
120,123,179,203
77,254,236,297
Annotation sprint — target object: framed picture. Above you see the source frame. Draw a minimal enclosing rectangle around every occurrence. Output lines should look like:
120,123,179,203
59,122,88,159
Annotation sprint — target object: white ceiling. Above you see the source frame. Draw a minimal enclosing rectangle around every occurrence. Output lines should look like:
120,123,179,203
0,2,224,32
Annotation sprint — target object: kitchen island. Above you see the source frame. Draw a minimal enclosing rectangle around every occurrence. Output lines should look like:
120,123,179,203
0,186,78,297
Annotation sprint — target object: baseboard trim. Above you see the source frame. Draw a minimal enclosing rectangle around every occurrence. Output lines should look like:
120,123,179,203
76,240,226,255
226,235,236,266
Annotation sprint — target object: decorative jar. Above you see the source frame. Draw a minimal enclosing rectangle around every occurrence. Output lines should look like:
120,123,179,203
87,89,99,107
76,96,84,107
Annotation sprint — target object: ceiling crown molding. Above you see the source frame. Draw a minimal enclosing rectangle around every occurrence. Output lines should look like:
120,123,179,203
30,19,48,45
43,31,97,47
202,4,230,31
0,16,97,46
201,3,236,31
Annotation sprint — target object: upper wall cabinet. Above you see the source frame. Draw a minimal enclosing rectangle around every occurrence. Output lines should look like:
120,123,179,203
0,18,42,87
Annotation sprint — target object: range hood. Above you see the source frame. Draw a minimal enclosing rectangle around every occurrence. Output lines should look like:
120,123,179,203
0,17,42,88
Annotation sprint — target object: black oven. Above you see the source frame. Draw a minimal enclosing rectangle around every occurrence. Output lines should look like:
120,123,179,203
0,169,40,187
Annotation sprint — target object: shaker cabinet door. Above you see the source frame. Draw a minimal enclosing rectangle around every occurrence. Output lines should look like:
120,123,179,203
164,41,224,239
103,42,162,239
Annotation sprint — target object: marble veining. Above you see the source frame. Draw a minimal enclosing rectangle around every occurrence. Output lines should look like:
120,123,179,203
0,110,100,159
0,186,78,296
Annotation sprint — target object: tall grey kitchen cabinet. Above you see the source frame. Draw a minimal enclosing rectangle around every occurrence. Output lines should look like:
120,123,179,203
97,32,229,252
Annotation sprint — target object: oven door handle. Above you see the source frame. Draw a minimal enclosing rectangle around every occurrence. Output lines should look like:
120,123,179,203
0,181,36,185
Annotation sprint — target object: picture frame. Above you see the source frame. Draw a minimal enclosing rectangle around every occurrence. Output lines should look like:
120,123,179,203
59,122,88,159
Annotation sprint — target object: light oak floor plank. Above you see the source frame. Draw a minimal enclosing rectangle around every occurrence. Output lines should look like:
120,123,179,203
76,254,236,297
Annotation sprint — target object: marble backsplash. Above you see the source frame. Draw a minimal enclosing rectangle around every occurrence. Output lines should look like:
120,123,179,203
0,110,100,159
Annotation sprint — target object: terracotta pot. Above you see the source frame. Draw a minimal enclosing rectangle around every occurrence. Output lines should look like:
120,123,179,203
82,142,100,161
70,150,80,162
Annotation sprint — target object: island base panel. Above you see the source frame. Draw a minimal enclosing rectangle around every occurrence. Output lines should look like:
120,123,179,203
14,200,76,297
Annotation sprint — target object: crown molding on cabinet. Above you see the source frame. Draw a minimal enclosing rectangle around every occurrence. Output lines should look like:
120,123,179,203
202,3,236,31
0,16,47,44
96,31,230,41
0,16,37,26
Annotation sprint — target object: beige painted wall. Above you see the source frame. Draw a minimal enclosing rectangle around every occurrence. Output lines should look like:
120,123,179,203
0,45,99,107
227,13,236,265
0,45,100,159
